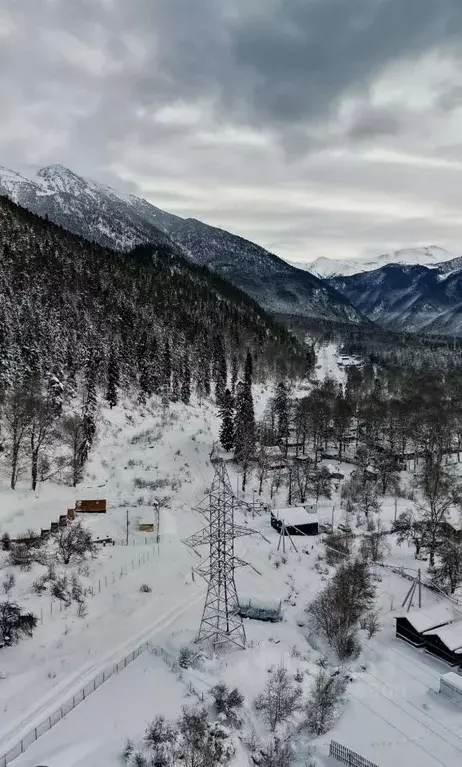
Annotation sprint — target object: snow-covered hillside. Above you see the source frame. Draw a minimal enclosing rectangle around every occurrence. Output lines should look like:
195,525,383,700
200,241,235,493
0,163,368,326
299,246,458,279
2,357,462,767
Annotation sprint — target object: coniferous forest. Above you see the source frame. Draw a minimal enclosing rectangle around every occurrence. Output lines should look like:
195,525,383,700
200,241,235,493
0,196,311,489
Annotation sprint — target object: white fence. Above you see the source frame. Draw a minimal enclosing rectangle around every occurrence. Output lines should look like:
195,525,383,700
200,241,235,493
0,641,151,767
329,740,379,767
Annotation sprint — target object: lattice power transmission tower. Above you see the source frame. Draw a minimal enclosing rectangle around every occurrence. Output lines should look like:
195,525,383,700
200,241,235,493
184,461,257,650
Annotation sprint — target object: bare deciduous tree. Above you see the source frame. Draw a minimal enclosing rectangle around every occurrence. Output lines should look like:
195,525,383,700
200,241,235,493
54,520,94,565
3,389,34,489
255,664,302,732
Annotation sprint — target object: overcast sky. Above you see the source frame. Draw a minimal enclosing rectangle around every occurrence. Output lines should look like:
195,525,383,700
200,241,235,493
1,0,462,263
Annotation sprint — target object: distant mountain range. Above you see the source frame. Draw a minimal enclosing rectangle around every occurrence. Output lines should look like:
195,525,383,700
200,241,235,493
295,246,459,278
0,164,367,327
329,259,462,336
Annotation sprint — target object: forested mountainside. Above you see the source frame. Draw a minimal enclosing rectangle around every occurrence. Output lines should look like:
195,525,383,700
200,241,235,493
0,195,309,404
329,263,462,337
0,164,368,326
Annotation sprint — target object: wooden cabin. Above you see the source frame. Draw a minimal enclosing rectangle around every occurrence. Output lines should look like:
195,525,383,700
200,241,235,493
423,621,462,667
395,605,455,647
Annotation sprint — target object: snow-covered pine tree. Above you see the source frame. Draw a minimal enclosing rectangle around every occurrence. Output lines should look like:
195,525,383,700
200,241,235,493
213,335,227,407
234,381,256,488
244,349,253,390
219,389,235,452
274,381,290,444
181,356,191,404
106,347,120,409
231,354,238,396
162,338,172,396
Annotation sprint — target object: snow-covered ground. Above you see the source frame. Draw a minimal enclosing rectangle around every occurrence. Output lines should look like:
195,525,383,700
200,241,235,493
1,348,462,767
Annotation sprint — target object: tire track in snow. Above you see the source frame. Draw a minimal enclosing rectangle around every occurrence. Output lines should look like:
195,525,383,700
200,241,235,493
0,588,205,758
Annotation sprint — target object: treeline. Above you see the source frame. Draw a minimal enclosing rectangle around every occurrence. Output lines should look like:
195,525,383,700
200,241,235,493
0,196,309,489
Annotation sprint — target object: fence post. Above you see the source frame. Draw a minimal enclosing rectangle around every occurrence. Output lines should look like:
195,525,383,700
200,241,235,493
98,580,101,593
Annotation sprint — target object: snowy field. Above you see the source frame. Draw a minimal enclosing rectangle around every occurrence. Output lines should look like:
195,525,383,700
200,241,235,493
1,345,462,767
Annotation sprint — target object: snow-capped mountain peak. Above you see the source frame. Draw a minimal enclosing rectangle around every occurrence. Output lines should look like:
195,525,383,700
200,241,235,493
300,246,458,278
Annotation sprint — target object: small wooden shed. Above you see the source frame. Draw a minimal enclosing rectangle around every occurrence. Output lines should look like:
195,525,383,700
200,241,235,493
271,507,319,536
424,621,462,667
395,604,454,647
76,499,107,513
139,519,154,532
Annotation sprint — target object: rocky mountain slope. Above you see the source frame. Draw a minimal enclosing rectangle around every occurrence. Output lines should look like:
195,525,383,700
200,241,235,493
329,262,462,336
0,164,368,326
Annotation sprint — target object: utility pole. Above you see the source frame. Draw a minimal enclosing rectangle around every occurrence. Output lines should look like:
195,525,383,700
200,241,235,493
288,467,292,506
418,568,422,608
331,505,335,531
126,509,129,546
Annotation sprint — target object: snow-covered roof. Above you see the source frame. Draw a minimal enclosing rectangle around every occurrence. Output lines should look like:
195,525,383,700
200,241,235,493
272,507,318,525
440,672,462,692
325,464,344,476
424,620,462,651
399,604,454,633
366,464,378,475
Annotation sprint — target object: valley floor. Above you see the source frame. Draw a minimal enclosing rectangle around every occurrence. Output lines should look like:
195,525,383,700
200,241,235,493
1,357,462,767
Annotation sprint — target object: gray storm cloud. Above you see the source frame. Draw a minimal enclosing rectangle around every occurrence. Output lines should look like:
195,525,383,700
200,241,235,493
1,0,462,261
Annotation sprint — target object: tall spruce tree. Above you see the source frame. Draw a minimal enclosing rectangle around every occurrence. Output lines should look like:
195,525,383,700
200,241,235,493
244,349,253,390
219,388,235,452
106,347,119,409
161,338,172,399
181,355,191,404
231,354,239,396
274,381,290,446
213,335,227,406
234,380,256,489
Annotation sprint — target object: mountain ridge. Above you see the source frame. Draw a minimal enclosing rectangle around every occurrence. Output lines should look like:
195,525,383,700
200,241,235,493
0,163,369,327
329,262,462,336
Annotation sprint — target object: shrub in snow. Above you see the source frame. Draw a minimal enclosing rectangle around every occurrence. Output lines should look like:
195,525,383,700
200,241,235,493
76,600,88,618
0,601,37,647
2,572,15,596
257,737,295,767
9,543,33,571
140,583,152,593
304,669,348,735
1,532,11,551
210,682,244,725
32,574,48,595
179,645,195,669
132,751,148,767
71,572,85,603
360,610,380,639
122,738,134,763
54,520,95,565
254,664,302,732
51,574,72,606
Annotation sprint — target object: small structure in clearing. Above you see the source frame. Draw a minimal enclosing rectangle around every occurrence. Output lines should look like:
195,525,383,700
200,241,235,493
75,499,107,513
139,518,155,532
440,672,462,705
395,604,455,646
271,507,319,536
